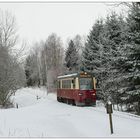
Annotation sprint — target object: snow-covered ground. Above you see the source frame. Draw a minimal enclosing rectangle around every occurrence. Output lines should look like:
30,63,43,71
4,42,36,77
0,87,140,137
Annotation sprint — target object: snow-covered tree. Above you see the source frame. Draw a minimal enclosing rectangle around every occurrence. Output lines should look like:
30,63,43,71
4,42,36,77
65,40,79,72
101,12,127,105
73,35,85,70
82,19,109,101
44,33,64,92
82,13,128,105
123,2,140,114
82,19,104,72
24,33,64,92
25,42,44,87
0,10,26,107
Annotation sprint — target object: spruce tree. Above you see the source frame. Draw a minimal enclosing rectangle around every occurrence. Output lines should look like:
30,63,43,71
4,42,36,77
82,19,106,100
82,19,104,72
65,40,79,72
102,12,127,105
125,2,140,114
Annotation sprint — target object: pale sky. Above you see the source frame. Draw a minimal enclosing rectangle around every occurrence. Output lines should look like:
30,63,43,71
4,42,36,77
0,2,127,48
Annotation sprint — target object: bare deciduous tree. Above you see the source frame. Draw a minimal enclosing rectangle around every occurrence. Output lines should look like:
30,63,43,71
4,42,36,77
0,10,26,108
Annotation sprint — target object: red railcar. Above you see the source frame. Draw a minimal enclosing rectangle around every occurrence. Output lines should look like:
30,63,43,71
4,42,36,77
57,71,96,106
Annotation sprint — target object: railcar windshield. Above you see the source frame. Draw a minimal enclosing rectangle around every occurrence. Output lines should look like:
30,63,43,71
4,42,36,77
79,77,93,90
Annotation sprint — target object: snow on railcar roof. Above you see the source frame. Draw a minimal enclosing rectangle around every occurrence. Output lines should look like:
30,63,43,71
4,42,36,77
57,73,78,79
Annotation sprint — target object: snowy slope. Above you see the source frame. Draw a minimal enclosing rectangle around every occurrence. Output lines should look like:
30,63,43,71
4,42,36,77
0,87,140,137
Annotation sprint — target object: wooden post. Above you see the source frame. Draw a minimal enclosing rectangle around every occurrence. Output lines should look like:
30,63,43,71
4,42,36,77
109,113,113,134
106,101,114,134
16,103,18,109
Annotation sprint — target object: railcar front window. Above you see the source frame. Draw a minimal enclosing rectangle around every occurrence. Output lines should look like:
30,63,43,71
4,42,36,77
80,78,93,90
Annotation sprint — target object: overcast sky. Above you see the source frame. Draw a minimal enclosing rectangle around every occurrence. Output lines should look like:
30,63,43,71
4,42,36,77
0,2,127,48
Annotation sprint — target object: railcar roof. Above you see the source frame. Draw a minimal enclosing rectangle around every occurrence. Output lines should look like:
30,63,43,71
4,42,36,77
57,71,95,79
57,73,78,79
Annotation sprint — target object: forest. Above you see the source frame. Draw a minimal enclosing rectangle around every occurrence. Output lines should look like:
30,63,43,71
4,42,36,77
0,2,140,115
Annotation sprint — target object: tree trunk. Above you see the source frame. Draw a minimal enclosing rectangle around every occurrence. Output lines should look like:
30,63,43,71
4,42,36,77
113,104,115,110
117,104,119,111
138,101,140,114
120,104,123,112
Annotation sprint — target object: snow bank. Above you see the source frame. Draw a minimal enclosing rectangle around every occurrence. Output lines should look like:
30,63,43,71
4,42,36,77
11,87,47,107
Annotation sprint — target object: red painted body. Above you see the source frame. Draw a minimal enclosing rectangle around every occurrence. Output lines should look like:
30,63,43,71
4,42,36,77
57,89,96,106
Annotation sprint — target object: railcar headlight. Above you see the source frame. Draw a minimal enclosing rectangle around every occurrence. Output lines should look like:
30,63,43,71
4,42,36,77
92,93,96,96
79,93,83,96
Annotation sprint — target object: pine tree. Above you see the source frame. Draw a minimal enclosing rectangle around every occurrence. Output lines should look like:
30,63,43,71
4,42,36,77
124,2,140,114
102,12,127,106
65,40,79,72
82,19,107,101
82,19,104,72
73,35,85,70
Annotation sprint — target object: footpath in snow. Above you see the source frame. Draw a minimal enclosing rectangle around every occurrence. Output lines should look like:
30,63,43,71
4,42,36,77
0,87,140,138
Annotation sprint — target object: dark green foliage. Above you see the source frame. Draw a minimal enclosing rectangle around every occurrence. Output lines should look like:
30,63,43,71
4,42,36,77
82,19,104,71
124,2,140,114
103,12,127,103
65,40,79,72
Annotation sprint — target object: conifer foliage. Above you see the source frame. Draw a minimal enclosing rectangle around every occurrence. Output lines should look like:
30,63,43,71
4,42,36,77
82,19,104,72
65,40,79,72
125,2,140,114
81,2,140,114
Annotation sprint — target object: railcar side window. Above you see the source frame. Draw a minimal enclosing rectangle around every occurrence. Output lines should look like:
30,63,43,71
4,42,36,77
57,80,60,89
79,78,93,90
72,79,75,89
62,80,71,89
